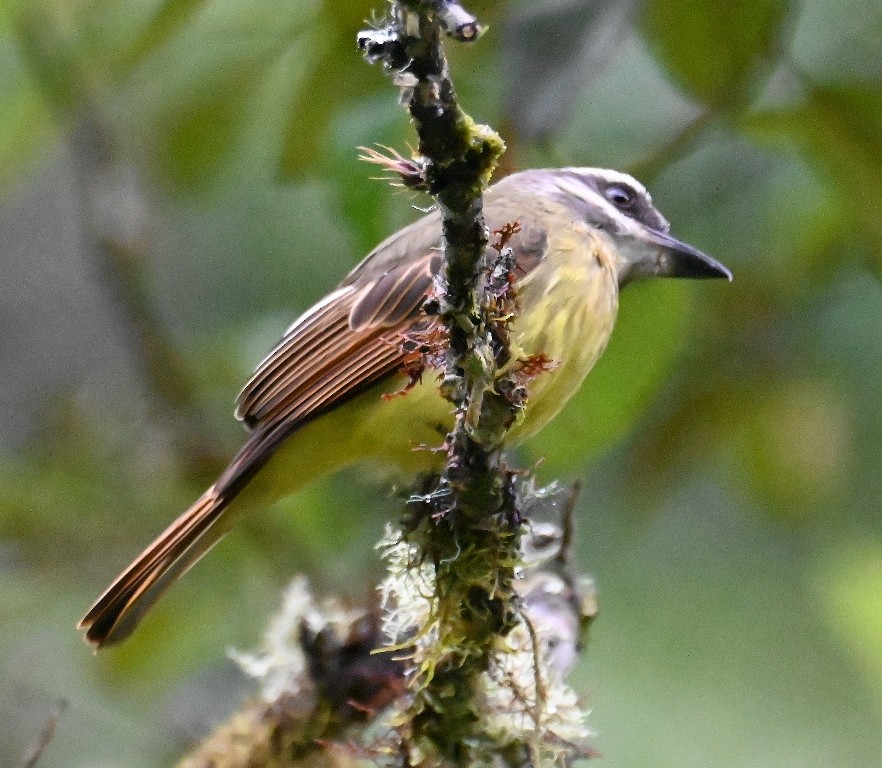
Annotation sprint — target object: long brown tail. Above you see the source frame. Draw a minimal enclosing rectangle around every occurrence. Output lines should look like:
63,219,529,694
78,486,230,648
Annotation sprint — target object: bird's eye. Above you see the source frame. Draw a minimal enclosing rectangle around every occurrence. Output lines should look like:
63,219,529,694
605,185,635,207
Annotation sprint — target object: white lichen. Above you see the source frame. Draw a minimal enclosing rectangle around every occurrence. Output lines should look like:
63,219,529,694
480,609,591,748
376,524,438,653
377,524,592,762
229,576,362,703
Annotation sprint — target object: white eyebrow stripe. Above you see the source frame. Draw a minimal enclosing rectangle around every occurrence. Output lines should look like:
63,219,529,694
553,176,634,230
563,167,650,198
554,176,606,205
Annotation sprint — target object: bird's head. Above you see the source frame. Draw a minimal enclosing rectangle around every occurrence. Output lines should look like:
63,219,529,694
525,167,733,286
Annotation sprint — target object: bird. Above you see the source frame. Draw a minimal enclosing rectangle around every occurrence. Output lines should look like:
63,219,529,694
78,167,731,648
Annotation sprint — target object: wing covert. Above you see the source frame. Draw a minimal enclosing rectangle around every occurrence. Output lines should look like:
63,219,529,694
234,199,548,434
234,253,436,431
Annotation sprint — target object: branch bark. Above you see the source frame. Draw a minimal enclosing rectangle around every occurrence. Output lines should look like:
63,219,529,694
361,2,542,762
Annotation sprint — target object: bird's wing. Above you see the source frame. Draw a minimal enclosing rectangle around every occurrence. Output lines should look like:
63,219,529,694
234,213,445,433
234,262,435,431
234,209,548,434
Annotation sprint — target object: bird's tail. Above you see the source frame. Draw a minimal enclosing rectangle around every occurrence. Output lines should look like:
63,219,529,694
78,486,231,648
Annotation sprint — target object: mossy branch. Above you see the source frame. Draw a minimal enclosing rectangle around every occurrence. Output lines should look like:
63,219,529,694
361,2,568,764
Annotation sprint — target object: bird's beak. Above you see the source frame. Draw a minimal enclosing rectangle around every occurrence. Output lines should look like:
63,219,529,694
640,227,733,281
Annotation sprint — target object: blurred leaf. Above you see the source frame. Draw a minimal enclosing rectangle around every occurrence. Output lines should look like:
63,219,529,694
13,2,85,113
136,3,321,190
158,74,249,190
500,0,636,141
755,151,847,289
641,0,788,106
0,43,56,191
746,84,882,256
326,94,411,252
115,0,208,74
582,488,882,768
525,280,693,474
152,178,355,332
792,0,882,84
278,1,387,177
19,0,324,191
553,35,703,172
59,0,209,85
0,4,57,188
735,379,849,517
812,540,882,710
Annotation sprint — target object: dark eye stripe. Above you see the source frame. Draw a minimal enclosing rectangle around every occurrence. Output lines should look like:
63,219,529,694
602,183,670,233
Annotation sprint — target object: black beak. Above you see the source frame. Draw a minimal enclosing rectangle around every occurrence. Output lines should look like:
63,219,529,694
643,228,732,281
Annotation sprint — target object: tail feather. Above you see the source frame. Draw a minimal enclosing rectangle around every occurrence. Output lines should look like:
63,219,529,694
78,487,229,648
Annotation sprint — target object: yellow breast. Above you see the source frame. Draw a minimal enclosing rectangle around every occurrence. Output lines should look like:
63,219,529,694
509,226,619,441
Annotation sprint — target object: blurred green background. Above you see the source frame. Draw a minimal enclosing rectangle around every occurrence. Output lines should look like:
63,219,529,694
1,0,881,765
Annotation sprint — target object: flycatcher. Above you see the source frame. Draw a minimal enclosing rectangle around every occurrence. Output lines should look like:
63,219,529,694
79,167,731,648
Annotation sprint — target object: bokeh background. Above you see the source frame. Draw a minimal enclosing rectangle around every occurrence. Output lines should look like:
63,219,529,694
2,0,881,765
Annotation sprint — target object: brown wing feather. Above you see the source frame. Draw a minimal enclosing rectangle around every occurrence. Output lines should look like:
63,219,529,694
246,335,402,429
235,287,358,425
237,209,548,437
349,254,438,329
234,286,429,430
79,489,227,646
236,247,439,432
239,313,354,425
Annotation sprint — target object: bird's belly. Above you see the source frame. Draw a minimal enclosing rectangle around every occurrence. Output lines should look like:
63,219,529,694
508,261,619,442
236,380,451,508
354,261,619,456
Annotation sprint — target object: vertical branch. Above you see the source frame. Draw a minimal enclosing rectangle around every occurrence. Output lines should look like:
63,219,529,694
361,2,536,762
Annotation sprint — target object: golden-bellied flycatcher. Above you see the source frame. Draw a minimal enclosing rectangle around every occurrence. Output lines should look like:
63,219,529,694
79,167,731,647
